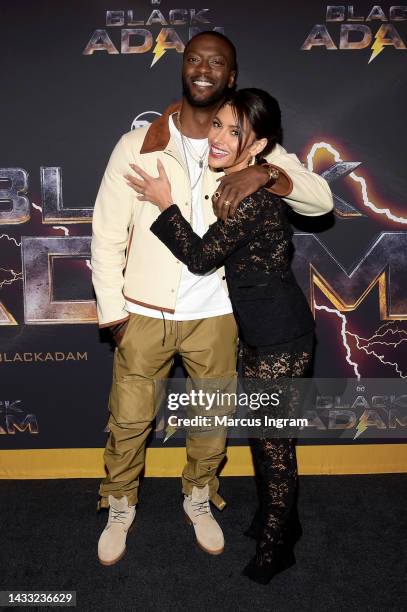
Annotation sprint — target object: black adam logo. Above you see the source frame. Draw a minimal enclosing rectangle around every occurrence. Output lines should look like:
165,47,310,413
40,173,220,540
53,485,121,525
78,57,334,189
301,5,407,63
83,8,224,67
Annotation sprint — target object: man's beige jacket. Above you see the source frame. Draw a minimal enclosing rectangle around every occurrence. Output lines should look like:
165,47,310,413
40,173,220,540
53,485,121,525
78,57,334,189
91,103,333,328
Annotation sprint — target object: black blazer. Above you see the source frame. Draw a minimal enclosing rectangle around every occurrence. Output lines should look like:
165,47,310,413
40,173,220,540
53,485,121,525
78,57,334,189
151,189,315,348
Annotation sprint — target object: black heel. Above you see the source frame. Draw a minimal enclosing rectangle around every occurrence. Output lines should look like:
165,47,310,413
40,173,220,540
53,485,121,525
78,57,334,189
242,545,296,584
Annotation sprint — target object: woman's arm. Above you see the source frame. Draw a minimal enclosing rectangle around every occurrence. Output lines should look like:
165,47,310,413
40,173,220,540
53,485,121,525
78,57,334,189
150,190,281,274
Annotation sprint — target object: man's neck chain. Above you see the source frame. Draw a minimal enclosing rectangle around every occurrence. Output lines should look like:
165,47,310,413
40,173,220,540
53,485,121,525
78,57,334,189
175,112,208,191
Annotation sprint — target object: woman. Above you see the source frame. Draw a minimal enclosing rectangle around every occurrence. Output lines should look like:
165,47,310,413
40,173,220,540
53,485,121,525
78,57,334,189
127,88,315,584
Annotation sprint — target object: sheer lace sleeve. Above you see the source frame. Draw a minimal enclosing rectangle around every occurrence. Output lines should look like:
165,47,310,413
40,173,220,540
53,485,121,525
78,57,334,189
150,189,282,274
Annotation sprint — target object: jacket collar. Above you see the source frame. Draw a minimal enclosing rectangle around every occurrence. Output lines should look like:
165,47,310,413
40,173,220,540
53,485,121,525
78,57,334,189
140,101,182,154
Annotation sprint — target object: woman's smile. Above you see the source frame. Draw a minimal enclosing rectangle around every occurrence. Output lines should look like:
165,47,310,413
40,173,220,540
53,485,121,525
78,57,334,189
209,143,230,160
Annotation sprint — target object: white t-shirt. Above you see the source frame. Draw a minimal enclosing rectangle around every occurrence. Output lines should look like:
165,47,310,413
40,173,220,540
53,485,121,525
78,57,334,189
126,115,232,320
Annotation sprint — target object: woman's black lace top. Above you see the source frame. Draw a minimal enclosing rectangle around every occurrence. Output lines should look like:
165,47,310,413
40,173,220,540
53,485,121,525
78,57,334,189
150,188,293,281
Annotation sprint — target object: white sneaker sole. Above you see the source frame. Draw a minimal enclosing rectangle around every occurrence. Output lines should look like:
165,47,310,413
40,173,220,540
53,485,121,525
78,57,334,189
184,513,224,555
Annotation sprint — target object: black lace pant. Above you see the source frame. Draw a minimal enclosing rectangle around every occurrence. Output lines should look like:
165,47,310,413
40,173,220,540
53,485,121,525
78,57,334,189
240,331,314,581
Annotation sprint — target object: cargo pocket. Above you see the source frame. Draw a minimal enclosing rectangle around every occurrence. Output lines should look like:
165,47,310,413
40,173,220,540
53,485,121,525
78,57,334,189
186,372,238,423
108,376,158,426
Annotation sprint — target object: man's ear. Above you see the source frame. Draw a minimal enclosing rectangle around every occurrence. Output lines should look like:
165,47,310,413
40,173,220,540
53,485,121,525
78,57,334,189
228,70,236,88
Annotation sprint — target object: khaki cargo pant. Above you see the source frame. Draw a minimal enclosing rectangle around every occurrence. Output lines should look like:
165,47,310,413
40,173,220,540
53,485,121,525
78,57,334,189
99,312,238,507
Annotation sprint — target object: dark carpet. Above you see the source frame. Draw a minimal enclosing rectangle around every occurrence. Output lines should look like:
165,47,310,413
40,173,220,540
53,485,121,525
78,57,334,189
0,475,406,611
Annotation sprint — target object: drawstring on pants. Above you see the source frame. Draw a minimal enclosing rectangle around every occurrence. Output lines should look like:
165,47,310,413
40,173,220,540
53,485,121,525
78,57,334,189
161,313,179,346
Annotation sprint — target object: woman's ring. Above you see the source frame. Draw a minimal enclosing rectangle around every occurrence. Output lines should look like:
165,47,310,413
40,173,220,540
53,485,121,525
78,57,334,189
224,200,231,207
214,191,221,199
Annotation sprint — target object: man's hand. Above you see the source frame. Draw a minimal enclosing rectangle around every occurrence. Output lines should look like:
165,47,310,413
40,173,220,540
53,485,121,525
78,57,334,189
213,165,270,221
110,319,129,346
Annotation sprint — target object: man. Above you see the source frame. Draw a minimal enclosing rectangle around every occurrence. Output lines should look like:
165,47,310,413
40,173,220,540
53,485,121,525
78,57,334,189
91,31,333,566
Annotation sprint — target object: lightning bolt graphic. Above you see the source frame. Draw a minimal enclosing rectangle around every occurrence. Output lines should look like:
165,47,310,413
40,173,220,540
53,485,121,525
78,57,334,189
354,411,369,439
368,30,385,64
151,36,167,67
31,201,42,212
352,322,407,348
314,303,361,379
307,143,407,224
0,268,23,290
0,234,21,247
347,326,407,378
163,424,177,443
315,304,407,378
350,323,407,435
52,225,70,236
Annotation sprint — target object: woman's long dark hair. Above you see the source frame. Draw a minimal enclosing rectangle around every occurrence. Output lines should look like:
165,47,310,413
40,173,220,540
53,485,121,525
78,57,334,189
223,88,283,160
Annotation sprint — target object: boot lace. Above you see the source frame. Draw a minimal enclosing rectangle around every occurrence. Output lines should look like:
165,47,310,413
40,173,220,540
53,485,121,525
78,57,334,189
110,507,130,525
191,499,210,518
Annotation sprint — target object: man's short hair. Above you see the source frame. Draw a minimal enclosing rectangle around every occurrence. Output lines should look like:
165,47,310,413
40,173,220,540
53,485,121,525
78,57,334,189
184,31,238,72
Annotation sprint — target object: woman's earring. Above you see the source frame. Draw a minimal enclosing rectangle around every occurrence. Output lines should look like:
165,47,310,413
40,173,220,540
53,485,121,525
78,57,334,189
248,155,256,167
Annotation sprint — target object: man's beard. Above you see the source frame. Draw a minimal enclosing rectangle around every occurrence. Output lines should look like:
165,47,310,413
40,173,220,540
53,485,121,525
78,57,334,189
182,75,231,108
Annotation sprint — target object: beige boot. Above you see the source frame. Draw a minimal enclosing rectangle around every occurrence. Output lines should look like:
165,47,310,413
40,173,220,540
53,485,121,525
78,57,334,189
183,484,224,555
98,495,136,566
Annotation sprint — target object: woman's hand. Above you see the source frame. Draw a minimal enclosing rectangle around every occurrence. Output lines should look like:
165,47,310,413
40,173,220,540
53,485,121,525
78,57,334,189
125,159,173,212
212,165,271,221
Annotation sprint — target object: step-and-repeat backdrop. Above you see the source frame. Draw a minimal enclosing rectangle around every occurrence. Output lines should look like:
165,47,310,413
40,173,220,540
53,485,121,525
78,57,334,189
1,1,406,469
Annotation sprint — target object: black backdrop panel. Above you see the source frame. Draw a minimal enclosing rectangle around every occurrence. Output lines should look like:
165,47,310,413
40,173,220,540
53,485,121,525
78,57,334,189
1,0,406,449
